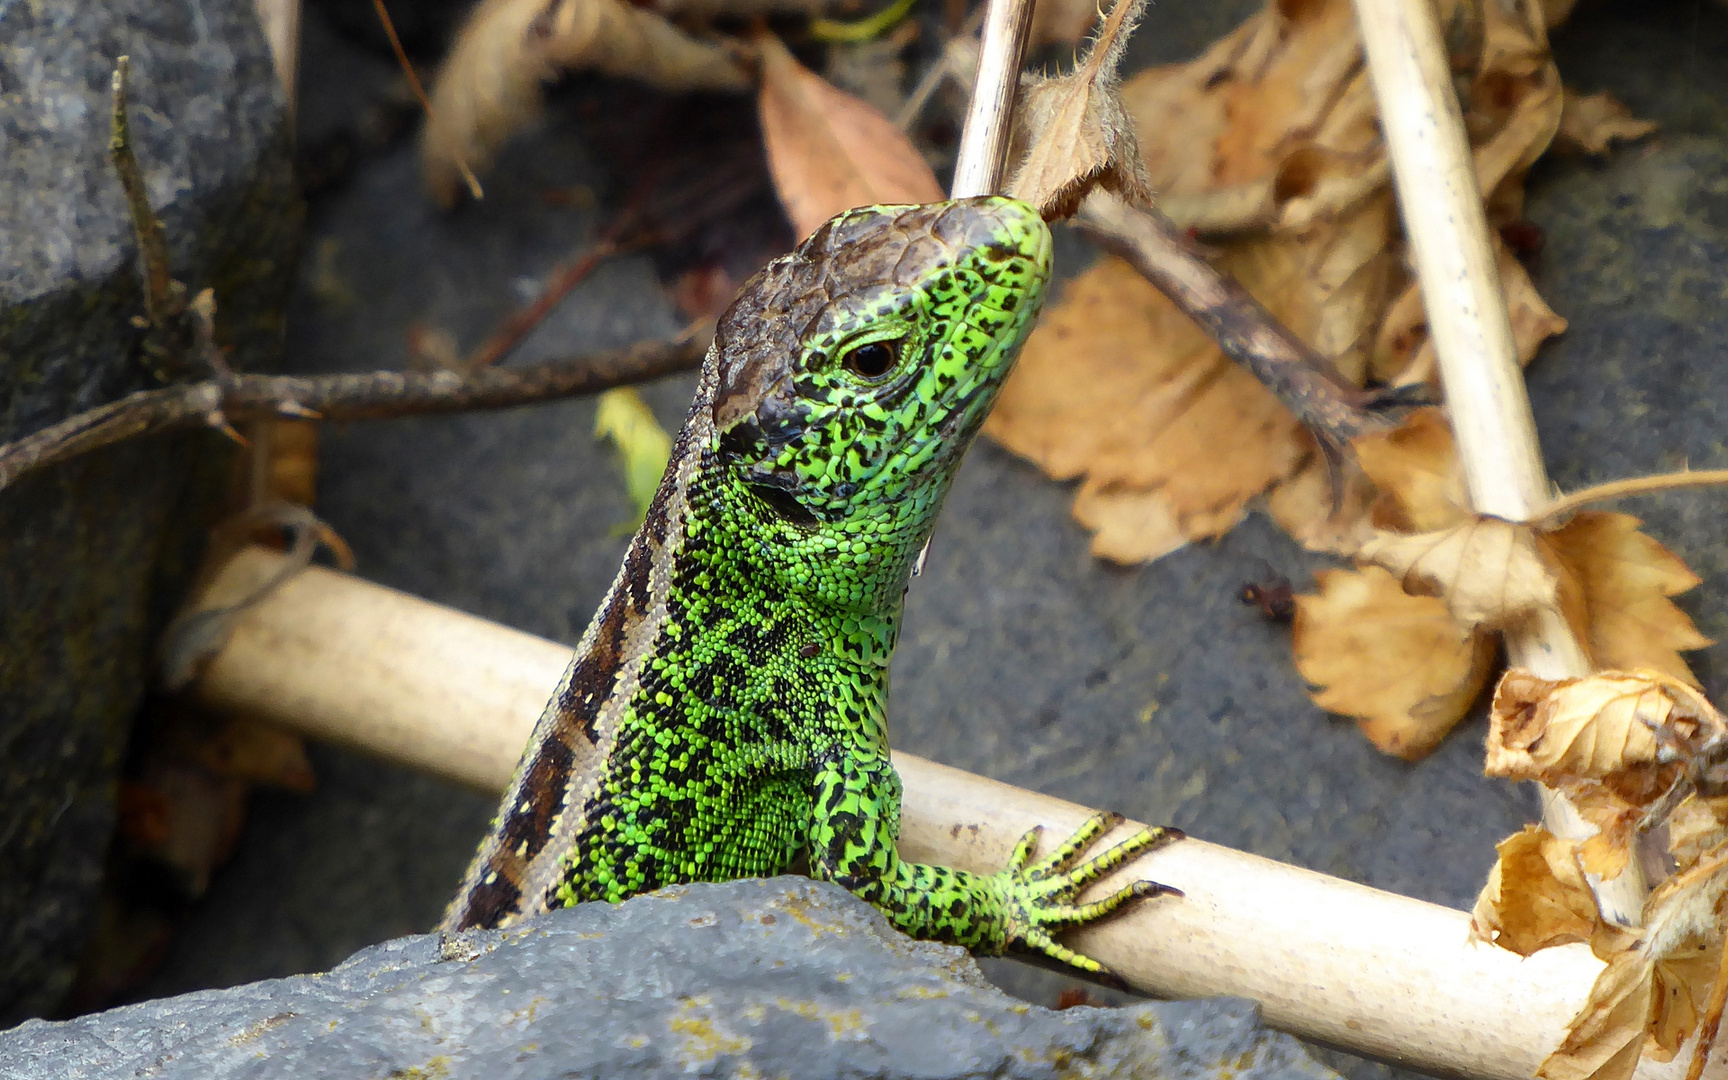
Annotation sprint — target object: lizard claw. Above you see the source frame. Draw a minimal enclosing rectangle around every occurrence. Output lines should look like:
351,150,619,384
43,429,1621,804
993,815,1182,975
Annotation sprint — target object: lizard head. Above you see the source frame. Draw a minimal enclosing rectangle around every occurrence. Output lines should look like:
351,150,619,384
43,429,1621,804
709,196,1052,608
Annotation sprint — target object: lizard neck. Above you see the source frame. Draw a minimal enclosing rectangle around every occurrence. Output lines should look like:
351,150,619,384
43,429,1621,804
671,440,915,706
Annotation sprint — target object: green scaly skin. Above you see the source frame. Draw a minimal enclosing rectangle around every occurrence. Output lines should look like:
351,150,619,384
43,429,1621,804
446,197,1177,974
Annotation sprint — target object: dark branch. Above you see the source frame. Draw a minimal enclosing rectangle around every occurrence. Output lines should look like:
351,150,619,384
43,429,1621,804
109,57,182,330
1074,193,1431,451
0,341,705,493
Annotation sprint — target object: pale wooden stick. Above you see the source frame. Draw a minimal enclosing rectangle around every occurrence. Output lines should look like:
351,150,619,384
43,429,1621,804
253,0,301,110
1350,0,1648,924
949,0,1034,197
183,546,1715,1080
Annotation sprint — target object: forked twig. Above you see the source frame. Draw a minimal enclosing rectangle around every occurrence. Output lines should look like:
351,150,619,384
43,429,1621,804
0,342,704,494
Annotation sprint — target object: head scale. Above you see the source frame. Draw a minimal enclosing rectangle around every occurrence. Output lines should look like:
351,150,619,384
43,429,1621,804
707,197,1051,610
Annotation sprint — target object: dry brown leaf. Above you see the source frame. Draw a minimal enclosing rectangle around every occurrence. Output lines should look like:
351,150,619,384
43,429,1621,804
1671,796,1728,872
1471,825,1600,955
170,717,317,792
988,255,1311,563
422,0,747,206
994,0,1569,565
1555,89,1659,157
1006,0,1153,219
1540,846,1728,1080
1354,408,1470,533
1262,453,1378,557
1543,511,1712,684
1264,406,1458,559
1572,781,1652,882
757,31,942,239
1483,668,1719,785
1486,668,1728,882
1292,566,1496,760
1361,517,1557,631
1370,236,1568,386
1029,0,1106,46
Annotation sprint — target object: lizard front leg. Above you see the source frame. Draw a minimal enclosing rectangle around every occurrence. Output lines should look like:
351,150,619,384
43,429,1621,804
807,753,1180,974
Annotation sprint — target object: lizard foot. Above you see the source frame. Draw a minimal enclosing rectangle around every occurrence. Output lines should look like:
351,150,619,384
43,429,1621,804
994,812,1183,976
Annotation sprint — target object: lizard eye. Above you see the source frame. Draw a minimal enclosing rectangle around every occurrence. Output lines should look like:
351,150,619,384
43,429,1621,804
840,340,898,380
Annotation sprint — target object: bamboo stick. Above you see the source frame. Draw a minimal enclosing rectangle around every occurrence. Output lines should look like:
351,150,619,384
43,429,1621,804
253,0,301,109
949,0,1034,197
1350,0,1648,923
185,546,1714,1080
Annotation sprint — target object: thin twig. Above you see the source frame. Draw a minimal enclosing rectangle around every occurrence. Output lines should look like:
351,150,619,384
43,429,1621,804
109,57,182,331
372,0,482,201
0,341,704,494
1530,469,1728,528
1076,192,1425,459
465,238,633,370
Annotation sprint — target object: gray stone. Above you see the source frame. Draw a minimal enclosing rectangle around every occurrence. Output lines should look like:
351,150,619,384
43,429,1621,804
0,878,1339,1080
0,0,299,1022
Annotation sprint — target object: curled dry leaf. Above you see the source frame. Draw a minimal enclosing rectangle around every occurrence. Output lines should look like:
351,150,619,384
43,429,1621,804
1360,517,1557,631
1291,566,1495,760
1483,669,1718,786
757,31,942,239
1670,796,1728,872
1484,668,1723,879
1286,404,1706,759
1264,403,1458,556
1555,89,1658,157
1005,0,1153,220
1353,408,1469,533
1473,679,1728,1080
1539,845,1728,1080
422,0,748,206
1470,825,1598,955
1368,234,1568,386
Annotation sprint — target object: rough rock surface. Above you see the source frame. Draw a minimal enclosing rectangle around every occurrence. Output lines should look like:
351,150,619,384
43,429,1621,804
0,0,298,1023
0,878,1338,1080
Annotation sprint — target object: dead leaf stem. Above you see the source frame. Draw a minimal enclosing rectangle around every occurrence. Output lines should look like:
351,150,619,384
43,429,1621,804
1533,470,1728,528
0,341,704,495
374,0,484,201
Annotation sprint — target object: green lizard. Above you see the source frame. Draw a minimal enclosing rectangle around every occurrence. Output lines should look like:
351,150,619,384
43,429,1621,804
444,196,1177,972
